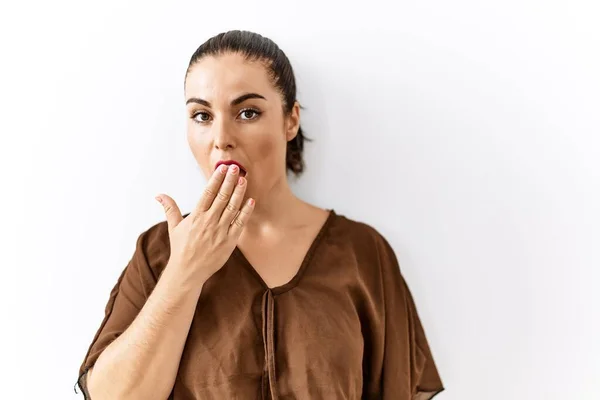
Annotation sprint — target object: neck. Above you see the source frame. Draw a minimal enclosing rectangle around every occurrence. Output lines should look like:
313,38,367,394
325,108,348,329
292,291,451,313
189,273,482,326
243,174,303,236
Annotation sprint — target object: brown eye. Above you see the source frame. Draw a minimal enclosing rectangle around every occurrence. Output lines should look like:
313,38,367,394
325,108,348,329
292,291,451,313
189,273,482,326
239,109,261,120
192,112,211,123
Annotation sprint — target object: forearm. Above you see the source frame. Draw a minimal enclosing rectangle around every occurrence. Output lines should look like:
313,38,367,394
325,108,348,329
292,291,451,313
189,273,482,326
87,263,203,400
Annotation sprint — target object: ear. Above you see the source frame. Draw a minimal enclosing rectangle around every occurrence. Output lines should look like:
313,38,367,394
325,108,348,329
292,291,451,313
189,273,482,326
285,101,301,142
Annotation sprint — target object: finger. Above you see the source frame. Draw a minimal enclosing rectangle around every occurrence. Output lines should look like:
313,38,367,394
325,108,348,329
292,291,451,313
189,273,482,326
156,194,183,234
194,164,228,214
220,176,247,225
228,198,255,237
209,164,240,217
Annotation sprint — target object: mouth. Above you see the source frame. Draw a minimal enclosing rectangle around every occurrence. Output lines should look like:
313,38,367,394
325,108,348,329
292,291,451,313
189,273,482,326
215,160,247,177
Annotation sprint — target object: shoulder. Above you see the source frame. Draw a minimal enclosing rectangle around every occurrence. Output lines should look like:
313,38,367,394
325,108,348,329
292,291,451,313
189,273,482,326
328,210,399,268
327,211,405,304
137,212,193,253
330,210,393,248
129,216,182,281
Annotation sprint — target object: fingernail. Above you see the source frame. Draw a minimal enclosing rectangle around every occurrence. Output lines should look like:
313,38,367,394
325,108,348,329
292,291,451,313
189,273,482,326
220,165,228,174
249,198,255,206
238,177,245,186
155,196,163,204
230,165,238,173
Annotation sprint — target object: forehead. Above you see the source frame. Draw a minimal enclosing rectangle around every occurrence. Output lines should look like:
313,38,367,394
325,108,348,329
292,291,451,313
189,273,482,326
185,52,276,100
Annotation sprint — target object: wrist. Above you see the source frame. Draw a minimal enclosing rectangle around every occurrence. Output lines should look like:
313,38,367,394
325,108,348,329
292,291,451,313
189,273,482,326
162,262,206,294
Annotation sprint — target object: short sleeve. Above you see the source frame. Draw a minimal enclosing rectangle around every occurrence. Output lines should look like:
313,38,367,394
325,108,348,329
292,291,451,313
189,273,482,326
376,235,444,399
74,223,169,399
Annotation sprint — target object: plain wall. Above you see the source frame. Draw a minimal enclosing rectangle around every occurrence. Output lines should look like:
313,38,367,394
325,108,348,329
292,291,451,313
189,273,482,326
1,0,598,399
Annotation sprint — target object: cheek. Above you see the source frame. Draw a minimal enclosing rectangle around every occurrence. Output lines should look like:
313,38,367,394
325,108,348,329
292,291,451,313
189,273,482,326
252,125,286,164
187,126,212,171
257,136,277,159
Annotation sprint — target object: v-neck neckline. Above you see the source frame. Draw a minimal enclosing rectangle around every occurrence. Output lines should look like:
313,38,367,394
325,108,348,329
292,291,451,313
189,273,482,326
233,209,337,295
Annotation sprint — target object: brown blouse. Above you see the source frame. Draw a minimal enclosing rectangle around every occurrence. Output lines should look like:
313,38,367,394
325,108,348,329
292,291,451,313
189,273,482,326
76,209,444,399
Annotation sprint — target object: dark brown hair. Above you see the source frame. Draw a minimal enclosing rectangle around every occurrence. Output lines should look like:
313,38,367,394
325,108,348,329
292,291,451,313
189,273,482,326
185,30,310,177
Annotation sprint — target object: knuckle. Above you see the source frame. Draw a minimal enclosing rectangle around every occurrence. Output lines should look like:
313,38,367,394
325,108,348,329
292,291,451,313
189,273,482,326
203,187,215,198
225,203,237,213
234,218,244,228
191,211,204,222
217,191,230,202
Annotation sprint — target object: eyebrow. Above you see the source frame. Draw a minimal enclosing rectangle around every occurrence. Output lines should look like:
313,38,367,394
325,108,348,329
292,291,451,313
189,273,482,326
185,93,267,107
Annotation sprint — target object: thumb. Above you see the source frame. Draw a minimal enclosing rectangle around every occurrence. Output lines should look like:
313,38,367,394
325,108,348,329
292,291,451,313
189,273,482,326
155,194,183,233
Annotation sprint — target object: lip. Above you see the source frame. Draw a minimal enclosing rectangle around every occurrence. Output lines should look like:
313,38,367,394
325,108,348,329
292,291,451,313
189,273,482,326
215,159,247,176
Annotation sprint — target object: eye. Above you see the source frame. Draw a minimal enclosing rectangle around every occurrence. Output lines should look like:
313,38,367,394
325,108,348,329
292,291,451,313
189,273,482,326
191,112,211,123
239,108,261,121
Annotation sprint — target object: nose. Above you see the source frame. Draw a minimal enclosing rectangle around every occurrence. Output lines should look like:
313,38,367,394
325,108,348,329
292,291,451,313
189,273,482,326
213,118,236,150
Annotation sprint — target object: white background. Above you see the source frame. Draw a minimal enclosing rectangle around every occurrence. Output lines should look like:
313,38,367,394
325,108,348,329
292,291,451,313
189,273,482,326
1,1,598,399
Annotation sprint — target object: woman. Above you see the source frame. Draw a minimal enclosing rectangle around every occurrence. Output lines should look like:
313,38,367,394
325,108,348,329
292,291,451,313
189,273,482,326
75,30,444,400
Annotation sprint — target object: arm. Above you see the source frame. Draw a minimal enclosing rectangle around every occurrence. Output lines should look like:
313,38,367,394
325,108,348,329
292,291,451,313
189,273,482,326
370,231,444,399
77,165,253,400
86,263,203,400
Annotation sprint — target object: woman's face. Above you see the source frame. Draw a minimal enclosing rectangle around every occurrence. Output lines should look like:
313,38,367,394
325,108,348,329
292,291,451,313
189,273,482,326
184,52,299,199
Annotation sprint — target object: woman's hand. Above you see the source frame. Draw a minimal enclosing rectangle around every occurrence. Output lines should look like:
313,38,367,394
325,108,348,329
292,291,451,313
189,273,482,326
155,164,255,285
